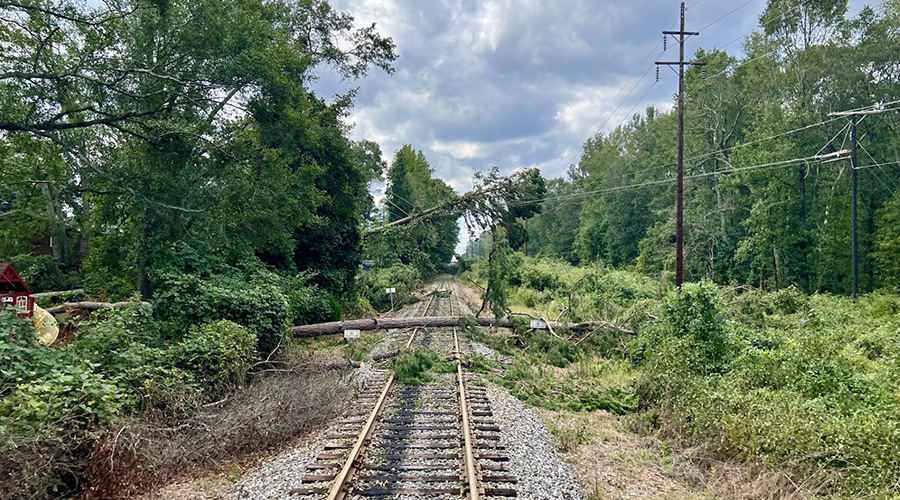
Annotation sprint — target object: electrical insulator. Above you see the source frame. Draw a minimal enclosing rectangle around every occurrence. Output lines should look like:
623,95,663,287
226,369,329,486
663,35,667,51
656,66,660,82
701,66,706,80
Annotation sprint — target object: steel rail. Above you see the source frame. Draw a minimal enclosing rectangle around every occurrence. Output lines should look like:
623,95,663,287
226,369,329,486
325,372,393,500
451,281,480,499
457,362,480,499
327,283,440,500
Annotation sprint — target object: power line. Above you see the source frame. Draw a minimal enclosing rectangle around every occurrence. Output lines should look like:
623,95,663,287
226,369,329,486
518,153,827,209
548,0,821,189
697,0,757,32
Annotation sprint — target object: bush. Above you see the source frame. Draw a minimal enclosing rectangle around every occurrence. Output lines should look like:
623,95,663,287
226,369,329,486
154,272,288,356
633,281,735,375
357,264,423,312
69,307,199,414
0,361,122,435
1,309,122,499
171,320,257,397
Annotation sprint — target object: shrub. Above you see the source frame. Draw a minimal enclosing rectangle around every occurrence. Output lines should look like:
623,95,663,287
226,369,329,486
0,308,122,500
68,306,202,414
154,272,288,356
0,361,122,435
171,320,257,396
633,281,735,375
357,264,423,312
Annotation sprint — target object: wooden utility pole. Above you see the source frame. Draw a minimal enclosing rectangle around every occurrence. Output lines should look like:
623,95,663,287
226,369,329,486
656,2,704,288
827,107,890,297
851,114,858,297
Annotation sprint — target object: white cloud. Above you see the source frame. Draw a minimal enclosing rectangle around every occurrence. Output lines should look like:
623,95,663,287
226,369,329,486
429,139,489,160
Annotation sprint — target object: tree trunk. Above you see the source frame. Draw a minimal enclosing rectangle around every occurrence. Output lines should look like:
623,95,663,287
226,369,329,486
46,301,152,315
39,182,67,262
291,316,634,338
136,208,154,301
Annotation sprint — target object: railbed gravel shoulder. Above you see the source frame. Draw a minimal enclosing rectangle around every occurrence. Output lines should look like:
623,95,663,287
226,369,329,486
484,382,586,500
228,427,330,500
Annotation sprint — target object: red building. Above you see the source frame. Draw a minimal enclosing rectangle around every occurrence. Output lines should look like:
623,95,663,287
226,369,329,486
0,263,34,318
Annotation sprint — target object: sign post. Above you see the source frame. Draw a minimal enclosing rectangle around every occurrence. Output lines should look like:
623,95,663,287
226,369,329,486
385,287,396,313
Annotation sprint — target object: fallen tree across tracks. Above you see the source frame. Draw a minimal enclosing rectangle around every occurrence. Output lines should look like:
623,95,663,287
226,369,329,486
291,316,634,337
45,301,152,315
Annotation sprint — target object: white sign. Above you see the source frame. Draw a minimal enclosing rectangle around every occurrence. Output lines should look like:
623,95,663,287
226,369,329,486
343,329,361,339
385,287,396,294
530,319,548,330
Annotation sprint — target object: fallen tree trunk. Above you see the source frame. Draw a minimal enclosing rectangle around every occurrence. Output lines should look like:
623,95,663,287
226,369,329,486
292,316,633,338
31,289,84,298
46,301,152,315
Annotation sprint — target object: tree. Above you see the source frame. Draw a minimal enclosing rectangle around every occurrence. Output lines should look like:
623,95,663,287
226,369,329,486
0,0,397,298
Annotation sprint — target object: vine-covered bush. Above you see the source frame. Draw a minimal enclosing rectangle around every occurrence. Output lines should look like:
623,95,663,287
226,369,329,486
356,264,423,312
154,272,288,355
171,320,257,397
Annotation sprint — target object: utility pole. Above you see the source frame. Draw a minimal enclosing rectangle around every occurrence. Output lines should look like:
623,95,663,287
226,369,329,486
657,2,704,289
827,107,890,297
851,114,858,297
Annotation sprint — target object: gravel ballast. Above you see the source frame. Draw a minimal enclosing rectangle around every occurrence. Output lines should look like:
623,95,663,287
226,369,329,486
483,382,586,500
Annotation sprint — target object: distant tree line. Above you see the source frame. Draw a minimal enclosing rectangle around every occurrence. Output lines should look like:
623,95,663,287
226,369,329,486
528,0,900,293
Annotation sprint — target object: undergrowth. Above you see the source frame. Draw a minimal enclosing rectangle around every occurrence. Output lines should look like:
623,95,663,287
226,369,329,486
467,255,900,498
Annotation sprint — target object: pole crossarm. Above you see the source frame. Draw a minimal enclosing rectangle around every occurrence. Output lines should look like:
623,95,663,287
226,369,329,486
662,30,700,35
655,61,706,66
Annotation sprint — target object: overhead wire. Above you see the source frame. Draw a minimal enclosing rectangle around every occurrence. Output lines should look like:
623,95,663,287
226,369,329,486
548,0,820,189
528,0,864,219
520,153,825,210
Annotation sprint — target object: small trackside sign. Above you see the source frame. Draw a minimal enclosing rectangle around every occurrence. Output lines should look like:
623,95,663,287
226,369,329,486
530,319,548,330
344,329,361,339
385,287,396,294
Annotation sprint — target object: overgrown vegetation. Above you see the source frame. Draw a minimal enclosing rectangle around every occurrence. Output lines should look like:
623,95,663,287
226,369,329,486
469,254,900,499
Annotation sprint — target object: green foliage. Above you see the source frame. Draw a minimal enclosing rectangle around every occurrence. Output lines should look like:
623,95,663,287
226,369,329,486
172,321,257,397
874,191,900,290
0,361,122,435
498,358,636,415
634,285,900,495
68,306,198,413
344,333,383,362
632,281,736,376
378,144,459,273
356,264,423,312
392,350,455,385
154,272,288,355
9,254,82,293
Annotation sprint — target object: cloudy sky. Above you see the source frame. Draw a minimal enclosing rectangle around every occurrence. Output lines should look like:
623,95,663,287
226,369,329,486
311,0,872,250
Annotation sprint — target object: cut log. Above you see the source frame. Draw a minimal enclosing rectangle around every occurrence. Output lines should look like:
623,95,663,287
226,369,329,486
30,289,84,298
292,316,633,338
46,301,152,315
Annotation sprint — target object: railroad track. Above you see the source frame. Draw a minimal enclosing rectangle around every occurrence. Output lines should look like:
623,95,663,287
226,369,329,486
293,279,516,499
